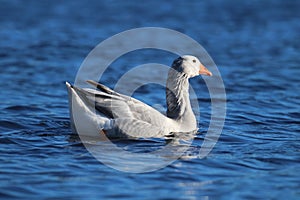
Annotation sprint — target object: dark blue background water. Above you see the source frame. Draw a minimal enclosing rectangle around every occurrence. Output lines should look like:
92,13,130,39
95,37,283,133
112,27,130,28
1,0,299,199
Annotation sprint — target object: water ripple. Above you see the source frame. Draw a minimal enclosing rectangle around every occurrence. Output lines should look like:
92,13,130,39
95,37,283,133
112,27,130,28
1,0,299,199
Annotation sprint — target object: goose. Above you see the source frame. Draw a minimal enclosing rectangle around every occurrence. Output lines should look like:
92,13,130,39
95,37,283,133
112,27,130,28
66,55,212,139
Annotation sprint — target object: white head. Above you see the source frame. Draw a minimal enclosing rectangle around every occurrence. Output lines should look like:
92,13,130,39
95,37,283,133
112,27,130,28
172,55,212,78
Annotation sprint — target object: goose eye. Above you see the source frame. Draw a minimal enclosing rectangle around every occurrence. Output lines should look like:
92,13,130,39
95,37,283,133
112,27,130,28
192,59,196,63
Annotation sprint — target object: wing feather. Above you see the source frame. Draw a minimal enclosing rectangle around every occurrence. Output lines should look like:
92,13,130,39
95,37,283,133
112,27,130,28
71,81,172,128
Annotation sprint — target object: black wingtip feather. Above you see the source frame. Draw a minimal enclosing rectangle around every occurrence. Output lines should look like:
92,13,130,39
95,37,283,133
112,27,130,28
86,80,114,94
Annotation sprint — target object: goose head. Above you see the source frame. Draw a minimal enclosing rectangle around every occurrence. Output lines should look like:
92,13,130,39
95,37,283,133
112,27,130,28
172,55,212,78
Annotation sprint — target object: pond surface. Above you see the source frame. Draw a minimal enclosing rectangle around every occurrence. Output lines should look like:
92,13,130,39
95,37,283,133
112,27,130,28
0,0,299,199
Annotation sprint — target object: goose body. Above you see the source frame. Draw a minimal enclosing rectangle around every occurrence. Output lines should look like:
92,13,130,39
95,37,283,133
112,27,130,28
66,55,212,139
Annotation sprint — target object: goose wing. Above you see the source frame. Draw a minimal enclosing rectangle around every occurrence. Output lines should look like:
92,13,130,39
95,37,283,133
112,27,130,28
71,81,173,129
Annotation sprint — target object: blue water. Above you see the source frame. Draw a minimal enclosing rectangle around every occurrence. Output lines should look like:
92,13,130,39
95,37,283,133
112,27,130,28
1,0,299,199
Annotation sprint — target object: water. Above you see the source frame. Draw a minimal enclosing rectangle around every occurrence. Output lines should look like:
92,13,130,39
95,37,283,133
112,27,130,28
1,0,299,199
